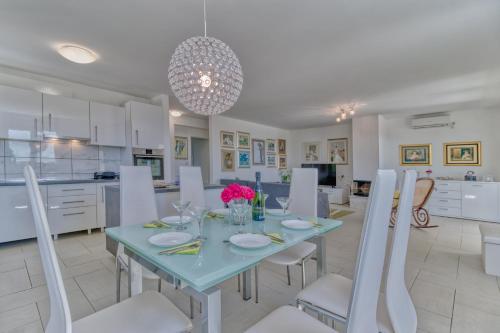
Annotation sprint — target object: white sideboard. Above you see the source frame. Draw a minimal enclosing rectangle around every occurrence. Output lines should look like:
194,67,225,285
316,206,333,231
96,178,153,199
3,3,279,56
319,186,349,205
428,180,500,223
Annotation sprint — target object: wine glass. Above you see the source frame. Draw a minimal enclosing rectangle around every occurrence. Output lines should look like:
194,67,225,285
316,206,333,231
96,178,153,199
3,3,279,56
275,196,291,215
230,199,250,233
171,200,191,230
187,206,210,240
263,194,269,215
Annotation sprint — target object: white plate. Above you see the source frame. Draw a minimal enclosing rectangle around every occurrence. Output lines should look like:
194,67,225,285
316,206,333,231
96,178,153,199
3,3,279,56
161,216,193,225
212,208,229,216
148,232,193,247
266,209,291,216
229,233,271,249
281,219,313,230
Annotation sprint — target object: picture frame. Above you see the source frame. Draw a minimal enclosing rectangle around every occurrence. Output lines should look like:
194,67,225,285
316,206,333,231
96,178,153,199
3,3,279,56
278,155,287,169
266,154,277,168
327,138,348,165
443,141,481,166
174,136,188,160
221,149,235,172
399,144,432,166
266,139,276,153
237,150,251,168
220,131,235,148
303,142,320,162
278,139,287,155
252,139,266,165
237,131,250,149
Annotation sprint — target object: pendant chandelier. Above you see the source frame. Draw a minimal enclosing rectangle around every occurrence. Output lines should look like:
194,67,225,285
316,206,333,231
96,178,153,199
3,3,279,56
334,102,364,123
168,0,243,116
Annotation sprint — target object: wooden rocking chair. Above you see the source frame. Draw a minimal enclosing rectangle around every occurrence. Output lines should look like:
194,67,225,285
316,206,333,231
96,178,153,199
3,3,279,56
391,178,437,228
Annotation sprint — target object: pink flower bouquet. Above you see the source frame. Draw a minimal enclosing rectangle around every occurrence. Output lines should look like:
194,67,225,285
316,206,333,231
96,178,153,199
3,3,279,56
221,183,255,203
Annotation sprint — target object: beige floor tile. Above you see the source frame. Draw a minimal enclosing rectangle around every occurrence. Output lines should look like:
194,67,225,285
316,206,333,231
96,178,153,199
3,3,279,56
37,288,94,328
0,303,39,332
416,307,451,333
451,303,500,333
410,279,455,318
6,320,44,333
0,268,31,297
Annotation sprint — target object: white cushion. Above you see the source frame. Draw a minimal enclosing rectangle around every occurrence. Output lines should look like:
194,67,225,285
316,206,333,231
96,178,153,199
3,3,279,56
479,224,500,245
73,290,192,333
265,241,317,266
296,273,392,333
244,305,337,333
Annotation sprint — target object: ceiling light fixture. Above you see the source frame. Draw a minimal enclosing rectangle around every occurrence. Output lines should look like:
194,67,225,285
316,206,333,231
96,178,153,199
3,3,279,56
333,102,365,123
168,0,243,116
170,110,183,117
57,44,98,64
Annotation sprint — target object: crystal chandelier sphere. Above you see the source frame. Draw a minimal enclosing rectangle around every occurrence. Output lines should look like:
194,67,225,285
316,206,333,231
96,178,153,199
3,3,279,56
168,36,243,115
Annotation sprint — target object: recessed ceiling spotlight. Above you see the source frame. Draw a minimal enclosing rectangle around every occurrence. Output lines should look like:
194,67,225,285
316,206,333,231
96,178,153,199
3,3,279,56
57,44,98,64
170,110,183,117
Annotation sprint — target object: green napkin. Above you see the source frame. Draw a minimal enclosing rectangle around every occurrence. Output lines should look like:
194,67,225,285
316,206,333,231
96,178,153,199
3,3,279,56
144,220,170,229
159,241,202,255
207,212,225,219
266,233,284,244
175,245,201,255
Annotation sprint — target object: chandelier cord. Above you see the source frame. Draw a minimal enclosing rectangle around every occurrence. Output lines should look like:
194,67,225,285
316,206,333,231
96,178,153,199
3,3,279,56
203,0,207,37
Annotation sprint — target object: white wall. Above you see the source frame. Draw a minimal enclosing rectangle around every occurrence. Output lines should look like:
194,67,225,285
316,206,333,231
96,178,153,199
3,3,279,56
288,122,353,187
352,115,380,181
379,109,500,181
173,124,209,181
209,115,290,183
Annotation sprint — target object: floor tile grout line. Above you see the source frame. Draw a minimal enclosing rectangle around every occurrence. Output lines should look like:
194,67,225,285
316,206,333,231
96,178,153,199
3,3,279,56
35,301,44,330
73,276,98,313
449,289,456,333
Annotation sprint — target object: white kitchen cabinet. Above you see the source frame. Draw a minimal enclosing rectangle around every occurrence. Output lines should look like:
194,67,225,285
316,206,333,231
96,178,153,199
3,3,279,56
0,185,47,243
47,206,97,236
97,182,118,229
129,102,164,149
90,102,126,147
462,182,499,221
0,85,42,141
43,94,90,139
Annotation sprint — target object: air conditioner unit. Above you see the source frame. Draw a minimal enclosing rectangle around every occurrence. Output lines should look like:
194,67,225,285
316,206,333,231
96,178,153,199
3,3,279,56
409,113,454,129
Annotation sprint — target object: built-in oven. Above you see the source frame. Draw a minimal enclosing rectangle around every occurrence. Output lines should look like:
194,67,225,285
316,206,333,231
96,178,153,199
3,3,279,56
132,148,164,180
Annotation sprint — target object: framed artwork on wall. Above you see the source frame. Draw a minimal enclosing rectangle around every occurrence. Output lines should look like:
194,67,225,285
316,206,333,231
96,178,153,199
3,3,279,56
221,149,235,171
399,144,432,166
237,131,250,149
238,150,251,168
266,139,276,153
174,136,188,160
266,154,276,167
327,138,348,164
252,139,266,165
278,155,287,169
443,141,481,166
278,139,287,155
303,142,320,162
220,131,235,148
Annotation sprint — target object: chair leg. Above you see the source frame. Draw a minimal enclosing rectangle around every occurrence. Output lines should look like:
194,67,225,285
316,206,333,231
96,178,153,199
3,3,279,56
301,259,306,289
286,265,291,286
189,296,194,319
237,273,241,292
157,279,161,293
255,265,259,303
115,259,121,303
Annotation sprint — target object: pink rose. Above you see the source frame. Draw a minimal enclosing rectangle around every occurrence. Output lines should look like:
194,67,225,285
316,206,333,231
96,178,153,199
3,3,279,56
241,186,255,200
221,187,233,203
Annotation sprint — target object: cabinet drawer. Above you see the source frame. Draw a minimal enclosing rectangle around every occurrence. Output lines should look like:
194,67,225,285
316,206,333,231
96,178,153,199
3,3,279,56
432,190,461,200
48,183,96,197
429,198,461,208
429,206,461,218
48,195,96,210
435,182,461,192
48,206,97,235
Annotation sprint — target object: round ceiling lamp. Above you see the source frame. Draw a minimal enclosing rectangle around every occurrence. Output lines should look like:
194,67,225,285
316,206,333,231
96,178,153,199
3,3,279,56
57,44,98,64
168,0,243,116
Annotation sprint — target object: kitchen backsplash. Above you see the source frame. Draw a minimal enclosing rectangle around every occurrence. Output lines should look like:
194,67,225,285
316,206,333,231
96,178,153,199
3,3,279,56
0,139,124,181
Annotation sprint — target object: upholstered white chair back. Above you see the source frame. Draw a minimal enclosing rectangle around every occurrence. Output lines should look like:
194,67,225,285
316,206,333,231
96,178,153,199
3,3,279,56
120,166,158,226
24,166,72,333
346,170,396,333
288,168,318,217
180,166,205,207
385,170,418,333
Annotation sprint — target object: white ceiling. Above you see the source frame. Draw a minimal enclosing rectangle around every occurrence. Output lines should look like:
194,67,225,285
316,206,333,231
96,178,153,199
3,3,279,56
0,0,499,129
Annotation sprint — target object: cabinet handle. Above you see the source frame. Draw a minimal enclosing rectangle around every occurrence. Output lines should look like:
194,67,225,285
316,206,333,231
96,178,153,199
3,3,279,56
34,118,38,136
472,184,482,187
62,188,85,192
63,212,85,216
438,208,448,211
48,113,52,131
439,200,448,202
101,186,104,203
62,200,85,204
95,126,98,142
135,130,139,145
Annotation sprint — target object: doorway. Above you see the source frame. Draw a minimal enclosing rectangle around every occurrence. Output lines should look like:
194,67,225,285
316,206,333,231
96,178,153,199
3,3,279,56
191,137,210,183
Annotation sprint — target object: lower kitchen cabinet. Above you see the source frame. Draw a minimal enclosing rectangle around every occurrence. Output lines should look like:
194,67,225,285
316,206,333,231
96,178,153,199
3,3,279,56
47,206,97,237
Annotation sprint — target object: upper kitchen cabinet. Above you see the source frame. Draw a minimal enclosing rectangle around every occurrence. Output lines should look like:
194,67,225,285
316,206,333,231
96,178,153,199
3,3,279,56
90,101,126,147
43,94,90,139
0,85,42,141
128,101,164,149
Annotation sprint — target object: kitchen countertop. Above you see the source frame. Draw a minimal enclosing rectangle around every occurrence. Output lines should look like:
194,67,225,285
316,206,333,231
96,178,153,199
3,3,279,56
105,184,224,193
0,179,120,186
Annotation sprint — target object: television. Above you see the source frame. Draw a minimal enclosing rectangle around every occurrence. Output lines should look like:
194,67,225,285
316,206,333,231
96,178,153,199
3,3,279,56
301,164,336,186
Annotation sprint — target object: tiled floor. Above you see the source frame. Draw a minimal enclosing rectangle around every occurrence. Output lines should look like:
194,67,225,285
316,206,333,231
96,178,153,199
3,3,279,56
1,208,499,333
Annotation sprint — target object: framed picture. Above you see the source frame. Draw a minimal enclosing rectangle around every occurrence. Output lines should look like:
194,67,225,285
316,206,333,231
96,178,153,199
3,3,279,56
278,139,287,155
221,149,235,171
443,141,481,166
252,139,266,165
238,150,251,168
266,139,276,153
303,142,320,162
220,131,235,148
327,138,348,165
400,144,432,166
278,155,287,169
237,131,250,149
174,136,188,160
266,154,277,168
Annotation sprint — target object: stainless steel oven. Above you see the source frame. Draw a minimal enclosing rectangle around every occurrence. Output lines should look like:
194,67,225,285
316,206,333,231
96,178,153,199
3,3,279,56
132,148,164,180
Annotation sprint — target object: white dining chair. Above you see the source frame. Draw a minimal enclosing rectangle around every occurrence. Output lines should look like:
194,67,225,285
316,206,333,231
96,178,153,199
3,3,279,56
116,166,162,302
180,166,205,207
295,170,417,332
24,165,192,333
245,169,397,333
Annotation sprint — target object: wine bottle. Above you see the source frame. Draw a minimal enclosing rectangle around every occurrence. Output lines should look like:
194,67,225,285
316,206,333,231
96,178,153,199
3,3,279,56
252,172,265,221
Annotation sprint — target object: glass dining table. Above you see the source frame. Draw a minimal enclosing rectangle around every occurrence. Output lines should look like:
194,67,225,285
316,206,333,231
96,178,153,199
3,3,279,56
105,214,343,333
